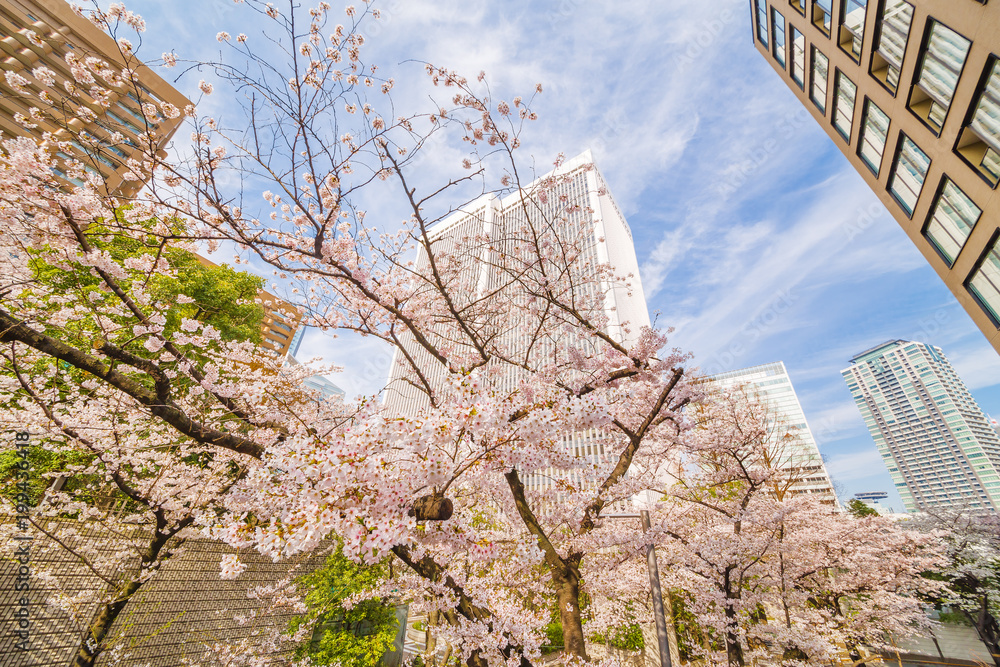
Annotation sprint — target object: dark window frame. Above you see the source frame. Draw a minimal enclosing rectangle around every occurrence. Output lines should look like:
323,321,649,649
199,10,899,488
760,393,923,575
772,7,788,67
868,0,914,97
858,97,890,176
904,18,973,138
790,25,807,89
887,132,931,218
811,0,833,36
839,0,868,63
833,69,858,142
790,0,806,15
810,45,830,113
965,230,1000,328
953,54,1000,190
921,175,983,268
756,0,770,47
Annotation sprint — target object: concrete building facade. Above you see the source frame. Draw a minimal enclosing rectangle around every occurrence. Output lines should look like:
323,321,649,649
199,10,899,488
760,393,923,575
382,151,652,502
842,339,1000,512
709,361,839,504
749,0,1000,355
0,0,190,196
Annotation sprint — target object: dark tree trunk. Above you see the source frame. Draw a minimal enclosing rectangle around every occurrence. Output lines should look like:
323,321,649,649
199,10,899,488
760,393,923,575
554,564,589,661
70,520,180,667
965,595,1000,667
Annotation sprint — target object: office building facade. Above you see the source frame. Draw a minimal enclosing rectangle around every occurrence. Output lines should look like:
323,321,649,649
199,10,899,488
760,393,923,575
749,0,1000,354
709,362,839,504
0,0,190,196
382,151,652,501
842,340,1000,512
383,149,649,414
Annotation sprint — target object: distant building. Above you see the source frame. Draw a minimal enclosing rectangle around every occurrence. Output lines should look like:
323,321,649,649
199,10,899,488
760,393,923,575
842,340,1000,513
709,362,838,505
0,0,191,196
854,490,892,514
382,151,650,503
854,490,889,504
194,255,303,357
749,0,1000,355
288,324,306,358
286,355,345,402
257,290,304,357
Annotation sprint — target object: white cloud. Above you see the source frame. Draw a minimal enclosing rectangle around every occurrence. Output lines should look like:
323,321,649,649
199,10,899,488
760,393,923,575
824,448,888,481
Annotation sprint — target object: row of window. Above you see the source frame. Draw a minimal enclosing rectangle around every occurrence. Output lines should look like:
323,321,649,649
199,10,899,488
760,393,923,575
755,0,1000,328
756,0,1000,188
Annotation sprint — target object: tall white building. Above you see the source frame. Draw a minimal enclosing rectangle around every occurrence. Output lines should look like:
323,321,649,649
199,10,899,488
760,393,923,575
710,362,838,505
383,150,649,413
842,340,1000,513
382,151,651,500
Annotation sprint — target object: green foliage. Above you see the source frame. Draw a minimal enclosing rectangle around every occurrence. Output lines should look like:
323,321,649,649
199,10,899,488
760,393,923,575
669,589,722,662
541,621,564,655
846,499,879,518
289,544,399,667
0,446,93,506
589,622,645,651
26,212,265,359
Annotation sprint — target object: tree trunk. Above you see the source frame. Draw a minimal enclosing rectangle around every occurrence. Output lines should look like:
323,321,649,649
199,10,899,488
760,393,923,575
965,596,1000,667
722,568,744,667
555,565,589,661
70,522,180,667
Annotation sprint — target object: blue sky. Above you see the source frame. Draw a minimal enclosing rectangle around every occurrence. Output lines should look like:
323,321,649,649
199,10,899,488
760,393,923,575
122,0,1000,510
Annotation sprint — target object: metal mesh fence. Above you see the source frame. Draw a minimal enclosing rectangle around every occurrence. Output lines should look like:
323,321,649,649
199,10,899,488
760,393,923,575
0,514,329,667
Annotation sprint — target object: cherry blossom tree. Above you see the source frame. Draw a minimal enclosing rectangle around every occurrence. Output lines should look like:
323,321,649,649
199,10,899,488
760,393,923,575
0,1,696,664
910,508,1000,667
650,387,944,666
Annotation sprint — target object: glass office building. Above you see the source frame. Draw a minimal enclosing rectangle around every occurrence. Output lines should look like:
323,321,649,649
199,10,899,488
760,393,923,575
710,362,838,504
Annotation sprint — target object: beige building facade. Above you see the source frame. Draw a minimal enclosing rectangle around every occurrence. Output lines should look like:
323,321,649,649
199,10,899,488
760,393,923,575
750,0,1000,354
0,0,190,196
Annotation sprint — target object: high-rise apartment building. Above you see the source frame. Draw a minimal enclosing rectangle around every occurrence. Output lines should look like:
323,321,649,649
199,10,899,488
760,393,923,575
0,0,190,196
749,0,1000,355
842,340,1000,512
709,362,839,504
382,151,651,499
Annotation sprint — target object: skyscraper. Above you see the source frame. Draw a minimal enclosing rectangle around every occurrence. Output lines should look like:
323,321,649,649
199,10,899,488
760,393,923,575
709,362,838,504
383,149,649,414
749,0,1000,355
382,151,651,500
842,340,1000,512
0,0,191,197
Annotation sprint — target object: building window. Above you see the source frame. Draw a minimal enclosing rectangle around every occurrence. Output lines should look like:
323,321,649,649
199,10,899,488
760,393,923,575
889,134,931,216
958,58,1000,187
791,27,806,88
840,0,868,61
833,71,858,141
967,233,1000,326
871,0,913,94
756,0,769,47
908,20,971,135
812,0,832,35
790,0,805,15
772,9,787,67
811,47,829,113
924,178,982,266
